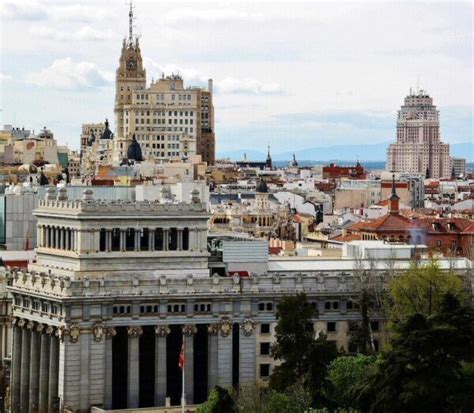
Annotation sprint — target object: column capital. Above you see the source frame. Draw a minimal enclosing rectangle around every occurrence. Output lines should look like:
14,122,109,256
36,323,46,334
92,321,105,342
154,325,170,337
26,320,36,330
127,326,143,338
46,325,56,336
241,318,257,336
219,318,232,337
182,325,197,337
105,326,117,339
207,324,219,336
11,316,20,327
69,323,80,343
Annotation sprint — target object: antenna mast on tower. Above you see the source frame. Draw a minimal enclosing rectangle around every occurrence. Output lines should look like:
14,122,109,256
128,0,134,44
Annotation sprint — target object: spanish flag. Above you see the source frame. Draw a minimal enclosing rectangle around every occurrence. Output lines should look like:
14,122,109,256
178,343,185,370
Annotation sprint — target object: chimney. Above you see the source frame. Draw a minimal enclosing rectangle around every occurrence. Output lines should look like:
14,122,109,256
208,78,213,93
389,173,400,215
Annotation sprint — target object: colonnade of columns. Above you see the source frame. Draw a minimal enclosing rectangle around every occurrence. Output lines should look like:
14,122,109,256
10,319,59,413
105,319,254,410
38,225,77,252
37,225,206,253
99,227,193,252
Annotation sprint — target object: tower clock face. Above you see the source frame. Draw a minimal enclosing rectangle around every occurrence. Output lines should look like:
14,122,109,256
127,59,136,70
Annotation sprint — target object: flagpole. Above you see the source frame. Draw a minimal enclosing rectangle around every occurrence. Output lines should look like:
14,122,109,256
181,333,185,413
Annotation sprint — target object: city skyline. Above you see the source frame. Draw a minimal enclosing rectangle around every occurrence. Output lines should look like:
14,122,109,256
1,0,472,156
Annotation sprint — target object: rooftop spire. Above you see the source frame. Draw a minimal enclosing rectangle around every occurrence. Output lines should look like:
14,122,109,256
390,173,399,200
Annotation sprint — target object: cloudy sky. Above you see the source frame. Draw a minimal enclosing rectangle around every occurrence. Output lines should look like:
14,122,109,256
1,0,472,156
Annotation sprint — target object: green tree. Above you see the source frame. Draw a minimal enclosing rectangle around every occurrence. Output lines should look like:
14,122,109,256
270,293,338,406
354,294,474,413
325,354,377,407
270,293,318,390
196,386,237,413
388,259,465,325
233,383,311,413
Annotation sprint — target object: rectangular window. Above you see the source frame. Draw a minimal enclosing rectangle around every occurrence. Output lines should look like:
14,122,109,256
260,342,271,355
260,324,270,334
327,322,337,332
370,321,380,332
260,364,270,378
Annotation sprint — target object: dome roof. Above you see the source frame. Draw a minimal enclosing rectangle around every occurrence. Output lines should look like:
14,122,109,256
100,118,113,140
127,135,143,162
256,178,268,193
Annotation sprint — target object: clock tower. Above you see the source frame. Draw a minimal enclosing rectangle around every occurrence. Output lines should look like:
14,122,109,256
114,2,146,162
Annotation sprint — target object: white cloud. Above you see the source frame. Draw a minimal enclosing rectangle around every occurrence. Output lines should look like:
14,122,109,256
217,77,283,95
25,58,113,90
0,73,13,82
144,59,283,95
0,1,47,20
165,8,263,23
144,59,209,87
29,26,114,41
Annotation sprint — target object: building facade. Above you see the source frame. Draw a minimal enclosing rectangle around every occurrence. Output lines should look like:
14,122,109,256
387,90,452,178
452,157,467,178
7,187,473,412
112,5,215,166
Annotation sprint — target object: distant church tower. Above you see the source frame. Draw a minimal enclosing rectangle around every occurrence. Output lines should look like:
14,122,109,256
114,2,146,163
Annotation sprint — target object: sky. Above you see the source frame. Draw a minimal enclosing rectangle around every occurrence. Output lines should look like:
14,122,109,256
0,0,472,157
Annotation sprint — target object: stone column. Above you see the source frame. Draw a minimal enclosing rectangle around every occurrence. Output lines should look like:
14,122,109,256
20,322,32,412
154,325,170,406
37,225,43,248
55,228,60,249
148,229,155,251
38,325,50,413
134,230,140,251
120,230,126,252
163,229,169,251
217,318,233,387
29,324,41,413
207,324,219,392
70,229,75,252
177,229,183,251
194,227,200,251
239,319,257,385
105,230,111,252
104,327,116,409
59,229,64,250
48,329,59,413
79,330,90,411
127,326,143,408
11,320,22,413
182,325,197,404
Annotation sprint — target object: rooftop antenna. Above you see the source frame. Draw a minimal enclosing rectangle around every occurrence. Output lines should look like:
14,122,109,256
416,74,420,94
128,0,134,44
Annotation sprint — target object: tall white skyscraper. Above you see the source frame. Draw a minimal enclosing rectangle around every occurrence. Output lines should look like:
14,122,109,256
387,90,452,178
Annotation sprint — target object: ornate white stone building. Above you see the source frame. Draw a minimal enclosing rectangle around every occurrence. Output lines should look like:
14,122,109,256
6,187,472,412
387,89,452,178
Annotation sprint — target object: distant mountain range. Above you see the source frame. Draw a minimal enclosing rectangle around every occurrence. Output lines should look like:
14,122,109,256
218,141,473,163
